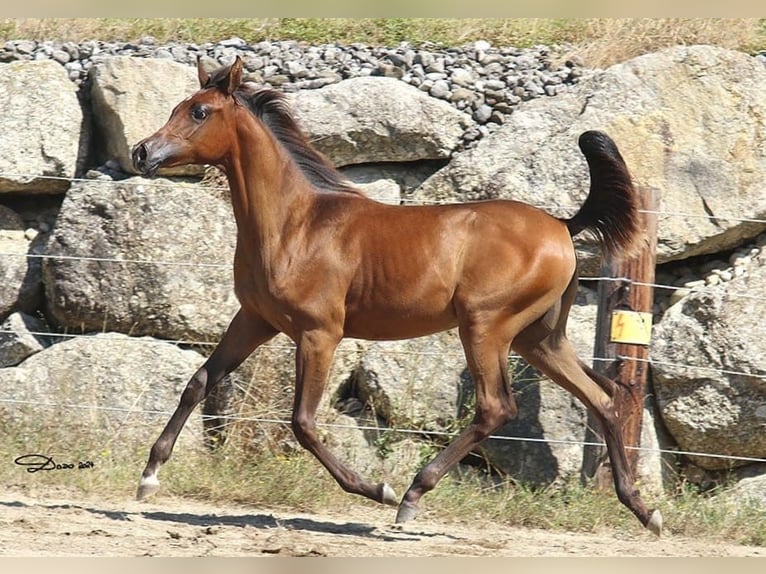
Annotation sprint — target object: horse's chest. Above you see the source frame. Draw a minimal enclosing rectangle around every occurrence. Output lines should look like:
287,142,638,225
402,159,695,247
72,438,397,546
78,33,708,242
232,252,335,336
234,263,288,310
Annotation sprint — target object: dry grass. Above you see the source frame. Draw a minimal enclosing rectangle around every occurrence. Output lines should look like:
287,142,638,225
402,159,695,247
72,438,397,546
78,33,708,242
566,18,765,67
0,18,764,67
3,365,766,547
5,416,766,546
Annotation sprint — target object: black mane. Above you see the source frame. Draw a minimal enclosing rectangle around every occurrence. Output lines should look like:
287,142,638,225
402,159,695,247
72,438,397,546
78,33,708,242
232,84,362,195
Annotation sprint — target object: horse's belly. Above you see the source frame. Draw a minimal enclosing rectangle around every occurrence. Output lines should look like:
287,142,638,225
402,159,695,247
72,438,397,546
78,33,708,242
342,305,458,341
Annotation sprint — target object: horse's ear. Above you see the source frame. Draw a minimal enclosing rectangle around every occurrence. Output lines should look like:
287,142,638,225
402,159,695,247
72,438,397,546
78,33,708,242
224,56,243,95
197,56,210,88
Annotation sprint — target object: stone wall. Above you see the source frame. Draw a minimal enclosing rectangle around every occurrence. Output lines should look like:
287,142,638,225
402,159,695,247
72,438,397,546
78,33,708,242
1,41,765,503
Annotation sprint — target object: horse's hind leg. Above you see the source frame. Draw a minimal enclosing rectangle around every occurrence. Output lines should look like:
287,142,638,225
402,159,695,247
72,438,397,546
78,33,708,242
396,319,518,523
290,329,398,507
137,309,277,500
513,325,662,536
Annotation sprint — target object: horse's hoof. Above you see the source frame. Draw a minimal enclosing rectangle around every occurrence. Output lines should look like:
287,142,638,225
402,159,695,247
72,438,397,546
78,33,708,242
645,509,663,537
136,474,160,501
380,483,398,506
395,501,418,524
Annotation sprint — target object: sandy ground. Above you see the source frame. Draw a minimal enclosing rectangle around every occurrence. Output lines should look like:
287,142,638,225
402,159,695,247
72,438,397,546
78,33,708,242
1,486,764,557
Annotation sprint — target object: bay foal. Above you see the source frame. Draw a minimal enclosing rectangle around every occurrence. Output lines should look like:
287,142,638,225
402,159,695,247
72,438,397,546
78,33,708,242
131,56,661,535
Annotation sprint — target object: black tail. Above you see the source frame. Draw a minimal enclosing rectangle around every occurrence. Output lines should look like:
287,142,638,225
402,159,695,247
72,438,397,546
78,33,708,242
565,130,640,259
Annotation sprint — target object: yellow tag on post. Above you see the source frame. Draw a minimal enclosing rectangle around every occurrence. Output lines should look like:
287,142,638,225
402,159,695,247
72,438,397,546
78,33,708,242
610,310,653,345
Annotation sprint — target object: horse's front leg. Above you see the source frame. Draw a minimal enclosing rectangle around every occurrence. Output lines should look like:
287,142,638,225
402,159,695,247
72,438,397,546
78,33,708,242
291,329,398,507
137,309,278,499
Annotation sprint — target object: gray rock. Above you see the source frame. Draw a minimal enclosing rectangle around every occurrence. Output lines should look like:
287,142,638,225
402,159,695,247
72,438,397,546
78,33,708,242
0,311,49,367
473,104,493,123
715,468,766,512
652,262,766,470
429,79,451,100
90,56,203,176
415,46,766,273
0,205,42,321
347,329,469,432
450,67,474,86
0,60,82,194
43,177,238,341
341,161,441,199
0,333,206,450
290,76,471,167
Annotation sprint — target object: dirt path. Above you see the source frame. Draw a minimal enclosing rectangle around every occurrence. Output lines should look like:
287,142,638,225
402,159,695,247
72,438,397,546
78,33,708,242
0,487,763,557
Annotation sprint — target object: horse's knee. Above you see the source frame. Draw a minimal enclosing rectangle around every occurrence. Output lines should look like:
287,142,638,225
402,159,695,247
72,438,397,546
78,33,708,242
291,412,317,448
179,369,208,407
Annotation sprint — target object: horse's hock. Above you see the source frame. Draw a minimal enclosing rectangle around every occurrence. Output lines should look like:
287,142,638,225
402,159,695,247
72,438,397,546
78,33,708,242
0,43,765,511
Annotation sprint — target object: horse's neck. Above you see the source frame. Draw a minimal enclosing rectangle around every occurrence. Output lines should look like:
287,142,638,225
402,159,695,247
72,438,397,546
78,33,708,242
224,115,312,254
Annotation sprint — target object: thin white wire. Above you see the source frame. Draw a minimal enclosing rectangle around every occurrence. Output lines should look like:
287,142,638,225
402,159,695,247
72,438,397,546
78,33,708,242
3,397,765,465
4,325,766,381
3,173,765,466
579,276,766,302
623,356,766,381
3,170,766,224
0,251,230,269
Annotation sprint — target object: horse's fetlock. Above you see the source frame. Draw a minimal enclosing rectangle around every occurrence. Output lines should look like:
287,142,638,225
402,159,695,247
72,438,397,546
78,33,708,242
413,467,439,493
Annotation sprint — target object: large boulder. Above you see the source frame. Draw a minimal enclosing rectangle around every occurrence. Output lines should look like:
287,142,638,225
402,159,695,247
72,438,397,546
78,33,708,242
415,46,766,272
43,177,238,341
343,329,470,432
290,76,471,167
341,161,442,205
652,259,766,470
90,56,202,176
0,333,207,450
720,469,766,510
0,60,83,194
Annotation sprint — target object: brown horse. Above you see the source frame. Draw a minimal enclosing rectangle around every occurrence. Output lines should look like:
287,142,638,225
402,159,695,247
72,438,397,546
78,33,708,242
131,56,661,536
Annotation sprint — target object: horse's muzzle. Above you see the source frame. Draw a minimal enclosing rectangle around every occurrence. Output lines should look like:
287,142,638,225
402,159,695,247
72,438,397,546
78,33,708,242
131,140,161,177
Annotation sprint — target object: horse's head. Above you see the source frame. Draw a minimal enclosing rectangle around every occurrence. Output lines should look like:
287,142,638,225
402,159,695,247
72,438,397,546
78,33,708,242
131,56,245,176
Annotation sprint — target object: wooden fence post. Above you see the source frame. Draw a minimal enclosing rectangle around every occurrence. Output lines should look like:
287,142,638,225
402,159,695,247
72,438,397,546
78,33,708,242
581,186,660,488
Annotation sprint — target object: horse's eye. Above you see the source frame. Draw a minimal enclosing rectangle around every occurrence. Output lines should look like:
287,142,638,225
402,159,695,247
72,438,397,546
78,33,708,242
191,106,208,121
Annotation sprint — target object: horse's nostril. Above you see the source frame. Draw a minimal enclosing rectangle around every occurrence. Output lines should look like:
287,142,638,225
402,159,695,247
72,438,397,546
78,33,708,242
132,143,148,169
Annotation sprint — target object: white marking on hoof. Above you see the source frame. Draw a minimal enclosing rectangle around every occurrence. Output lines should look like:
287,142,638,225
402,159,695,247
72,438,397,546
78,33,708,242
136,474,160,501
395,501,418,524
646,509,663,537
381,483,398,507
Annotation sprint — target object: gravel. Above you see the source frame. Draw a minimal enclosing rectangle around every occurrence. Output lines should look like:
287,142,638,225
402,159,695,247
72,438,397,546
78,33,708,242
1,36,593,149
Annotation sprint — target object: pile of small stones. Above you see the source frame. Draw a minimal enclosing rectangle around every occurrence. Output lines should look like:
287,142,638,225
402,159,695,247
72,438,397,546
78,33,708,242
0,36,590,148
4,37,765,149
654,232,766,313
